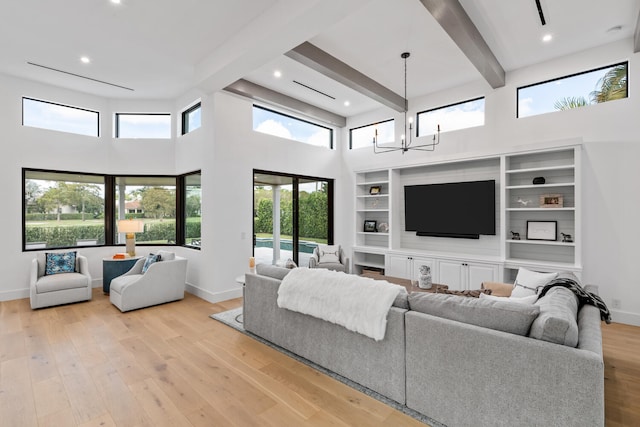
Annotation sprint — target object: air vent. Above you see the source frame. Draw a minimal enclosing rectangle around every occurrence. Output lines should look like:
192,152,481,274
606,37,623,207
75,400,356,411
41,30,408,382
27,62,134,91
292,80,335,100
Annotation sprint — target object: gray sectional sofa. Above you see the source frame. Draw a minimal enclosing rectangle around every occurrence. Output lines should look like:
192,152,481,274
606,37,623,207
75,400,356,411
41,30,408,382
243,265,604,427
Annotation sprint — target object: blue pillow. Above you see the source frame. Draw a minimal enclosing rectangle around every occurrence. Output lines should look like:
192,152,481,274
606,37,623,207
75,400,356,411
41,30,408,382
45,251,77,275
142,253,161,273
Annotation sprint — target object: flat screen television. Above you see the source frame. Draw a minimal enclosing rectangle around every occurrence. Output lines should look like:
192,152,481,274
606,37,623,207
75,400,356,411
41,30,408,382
404,180,496,239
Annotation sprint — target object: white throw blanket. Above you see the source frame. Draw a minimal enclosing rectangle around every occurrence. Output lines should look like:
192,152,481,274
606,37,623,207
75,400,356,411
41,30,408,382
277,268,405,341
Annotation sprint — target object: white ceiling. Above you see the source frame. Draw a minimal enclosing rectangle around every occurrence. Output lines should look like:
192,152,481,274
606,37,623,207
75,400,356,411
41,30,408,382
1,0,638,118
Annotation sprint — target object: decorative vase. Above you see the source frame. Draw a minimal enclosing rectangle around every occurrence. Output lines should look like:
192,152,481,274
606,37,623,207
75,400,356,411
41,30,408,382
418,265,432,289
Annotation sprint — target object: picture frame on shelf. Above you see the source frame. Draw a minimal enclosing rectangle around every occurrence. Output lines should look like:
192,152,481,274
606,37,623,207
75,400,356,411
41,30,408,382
363,220,377,232
526,220,557,241
539,194,563,208
369,185,381,195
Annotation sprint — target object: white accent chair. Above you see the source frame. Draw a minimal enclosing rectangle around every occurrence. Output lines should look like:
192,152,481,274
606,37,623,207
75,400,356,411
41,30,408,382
308,246,350,274
109,252,187,312
30,252,92,309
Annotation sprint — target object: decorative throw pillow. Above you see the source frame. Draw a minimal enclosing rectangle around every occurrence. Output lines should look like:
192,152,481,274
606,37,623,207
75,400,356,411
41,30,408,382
142,253,161,273
156,250,176,261
45,251,77,275
512,268,558,297
285,258,297,269
481,281,514,297
317,244,340,263
480,292,538,305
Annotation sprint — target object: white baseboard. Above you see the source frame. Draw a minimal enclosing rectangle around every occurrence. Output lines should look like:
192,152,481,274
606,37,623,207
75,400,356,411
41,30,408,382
0,288,29,302
610,309,640,327
185,282,243,304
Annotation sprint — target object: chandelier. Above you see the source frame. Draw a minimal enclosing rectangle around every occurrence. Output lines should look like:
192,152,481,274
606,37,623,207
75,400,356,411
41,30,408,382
373,52,440,154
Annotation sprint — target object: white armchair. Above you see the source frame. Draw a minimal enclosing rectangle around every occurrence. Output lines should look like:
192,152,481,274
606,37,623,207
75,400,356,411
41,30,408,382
109,252,187,312
30,252,92,309
308,245,350,274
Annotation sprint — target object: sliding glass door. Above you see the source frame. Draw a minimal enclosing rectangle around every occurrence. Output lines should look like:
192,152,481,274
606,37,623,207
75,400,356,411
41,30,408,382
253,170,333,267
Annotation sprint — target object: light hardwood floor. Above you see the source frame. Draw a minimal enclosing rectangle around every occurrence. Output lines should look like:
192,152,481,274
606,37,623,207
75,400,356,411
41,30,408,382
0,289,637,426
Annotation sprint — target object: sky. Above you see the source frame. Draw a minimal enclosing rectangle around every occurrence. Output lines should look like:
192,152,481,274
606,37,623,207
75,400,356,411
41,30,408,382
518,65,620,117
22,98,175,139
253,107,331,147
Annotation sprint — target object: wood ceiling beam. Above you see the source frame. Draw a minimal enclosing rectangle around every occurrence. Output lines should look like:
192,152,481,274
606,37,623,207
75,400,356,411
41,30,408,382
224,79,346,127
419,0,506,88
285,42,407,112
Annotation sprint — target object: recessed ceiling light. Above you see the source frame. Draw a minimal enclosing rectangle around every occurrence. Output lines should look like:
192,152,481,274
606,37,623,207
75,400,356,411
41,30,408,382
542,34,552,42
344,101,350,107
273,70,282,78
80,56,90,64
111,0,121,4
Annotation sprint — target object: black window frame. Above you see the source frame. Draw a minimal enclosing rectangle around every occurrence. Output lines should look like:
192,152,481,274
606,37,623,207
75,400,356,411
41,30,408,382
181,102,202,135
516,61,629,118
179,170,202,250
22,168,201,252
114,112,171,139
252,104,334,149
349,118,394,149
252,169,334,266
22,97,100,137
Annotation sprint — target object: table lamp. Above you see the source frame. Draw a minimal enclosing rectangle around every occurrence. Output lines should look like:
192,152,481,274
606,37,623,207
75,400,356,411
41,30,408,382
117,219,144,256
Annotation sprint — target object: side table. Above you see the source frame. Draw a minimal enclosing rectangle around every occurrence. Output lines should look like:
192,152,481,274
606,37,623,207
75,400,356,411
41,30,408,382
103,257,142,294
360,273,448,294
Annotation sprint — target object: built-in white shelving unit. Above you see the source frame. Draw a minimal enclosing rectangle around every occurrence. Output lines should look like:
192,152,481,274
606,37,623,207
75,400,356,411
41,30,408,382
352,144,582,283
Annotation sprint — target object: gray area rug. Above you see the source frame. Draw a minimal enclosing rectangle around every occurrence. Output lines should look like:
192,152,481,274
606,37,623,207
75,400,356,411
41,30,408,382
211,308,443,427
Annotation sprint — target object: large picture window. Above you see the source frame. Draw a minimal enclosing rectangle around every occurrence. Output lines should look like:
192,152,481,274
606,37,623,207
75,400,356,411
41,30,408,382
115,113,171,139
22,97,99,137
518,62,628,118
115,176,177,244
350,119,394,150
417,97,484,136
252,105,333,149
23,169,199,251
24,170,105,250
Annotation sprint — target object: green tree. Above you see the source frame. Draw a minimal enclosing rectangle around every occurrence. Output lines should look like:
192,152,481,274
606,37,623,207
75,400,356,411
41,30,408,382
554,64,627,111
25,180,42,213
141,187,176,219
38,183,71,221
186,194,201,217
553,96,589,111
590,64,627,103
67,183,103,221
255,198,273,233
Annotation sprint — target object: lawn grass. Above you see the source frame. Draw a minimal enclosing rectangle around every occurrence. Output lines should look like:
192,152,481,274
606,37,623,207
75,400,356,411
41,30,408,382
25,218,196,227
255,233,327,244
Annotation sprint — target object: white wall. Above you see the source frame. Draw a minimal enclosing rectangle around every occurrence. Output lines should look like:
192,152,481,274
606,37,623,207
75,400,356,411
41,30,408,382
187,92,343,302
340,39,640,324
0,74,186,301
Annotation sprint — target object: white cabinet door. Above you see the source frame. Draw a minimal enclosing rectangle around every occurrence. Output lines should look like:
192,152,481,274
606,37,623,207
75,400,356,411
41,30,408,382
409,256,435,283
438,260,465,290
467,263,498,289
385,255,410,279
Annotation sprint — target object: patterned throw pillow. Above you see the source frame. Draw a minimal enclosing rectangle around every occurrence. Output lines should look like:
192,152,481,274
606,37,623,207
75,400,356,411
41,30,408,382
317,244,340,263
142,253,161,273
45,251,77,275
